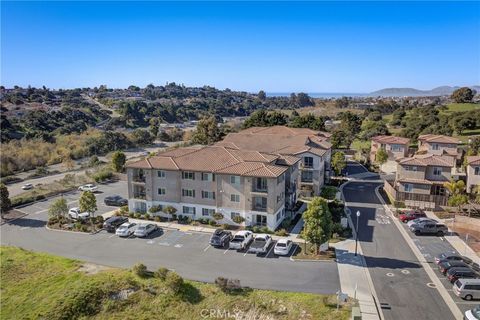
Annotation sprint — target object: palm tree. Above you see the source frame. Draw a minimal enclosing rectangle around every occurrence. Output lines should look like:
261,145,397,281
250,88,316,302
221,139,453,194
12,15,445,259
443,180,468,215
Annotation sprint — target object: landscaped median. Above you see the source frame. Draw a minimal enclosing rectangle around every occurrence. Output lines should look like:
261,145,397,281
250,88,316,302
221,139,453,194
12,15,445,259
0,246,353,320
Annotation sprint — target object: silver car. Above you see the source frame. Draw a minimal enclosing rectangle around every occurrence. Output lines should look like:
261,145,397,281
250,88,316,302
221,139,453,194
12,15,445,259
134,224,158,237
116,222,137,237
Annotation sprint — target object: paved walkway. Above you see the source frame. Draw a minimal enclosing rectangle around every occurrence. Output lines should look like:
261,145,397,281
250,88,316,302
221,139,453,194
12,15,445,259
425,211,480,263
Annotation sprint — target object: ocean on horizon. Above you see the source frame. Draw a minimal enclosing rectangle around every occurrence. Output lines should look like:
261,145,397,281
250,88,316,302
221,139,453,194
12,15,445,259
266,92,368,98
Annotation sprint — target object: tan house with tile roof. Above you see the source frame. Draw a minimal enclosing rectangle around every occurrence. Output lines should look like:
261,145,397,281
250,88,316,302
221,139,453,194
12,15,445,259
417,134,461,160
466,156,480,193
217,126,332,197
384,154,455,209
370,135,410,170
127,145,299,230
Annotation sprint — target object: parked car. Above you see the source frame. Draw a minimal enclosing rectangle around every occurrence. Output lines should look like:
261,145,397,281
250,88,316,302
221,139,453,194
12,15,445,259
134,223,158,237
406,217,437,228
209,229,233,247
446,267,478,283
115,222,137,237
21,183,33,190
399,210,426,223
229,230,253,250
464,305,480,320
248,234,273,254
78,184,98,192
435,252,468,265
103,216,129,233
274,239,293,256
68,207,89,220
410,222,448,236
453,278,480,300
439,260,470,275
104,195,128,207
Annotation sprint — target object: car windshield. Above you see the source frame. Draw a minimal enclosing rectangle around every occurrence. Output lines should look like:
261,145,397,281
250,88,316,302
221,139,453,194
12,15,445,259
276,243,286,247
118,226,127,231
472,306,480,318
137,226,146,230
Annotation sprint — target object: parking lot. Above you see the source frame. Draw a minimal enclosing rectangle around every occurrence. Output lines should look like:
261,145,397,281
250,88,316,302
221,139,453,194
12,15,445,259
399,222,480,313
2,180,341,294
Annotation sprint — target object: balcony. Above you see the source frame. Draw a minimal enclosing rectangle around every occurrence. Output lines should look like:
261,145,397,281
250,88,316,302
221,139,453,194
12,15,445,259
300,178,313,183
132,175,146,183
251,205,267,212
300,163,314,170
133,192,146,200
252,186,268,193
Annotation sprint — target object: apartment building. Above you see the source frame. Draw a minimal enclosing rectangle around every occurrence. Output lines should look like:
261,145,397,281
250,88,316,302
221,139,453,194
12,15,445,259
370,135,410,163
384,154,455,209
216,126,332,198
126,145,300,230
466,156,480,193
417,134,461,160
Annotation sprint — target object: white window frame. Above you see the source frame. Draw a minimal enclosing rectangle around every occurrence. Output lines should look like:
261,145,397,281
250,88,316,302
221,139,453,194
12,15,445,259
230,175,241,184
231,212,240,220
157,170,166,178
182,206,195,215
404,183,413,192
230,194,240,202
182,171,195,180
182,189,195,197
201,190,215,199
432,143,439,151
475,167,480,175
201,173,214,181
157,188,166,195
202,208,215,216
433,167,442,176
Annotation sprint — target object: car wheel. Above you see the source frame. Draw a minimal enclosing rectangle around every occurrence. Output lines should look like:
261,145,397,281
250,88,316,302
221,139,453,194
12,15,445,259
414,230,420,236
437,231,444,236
465,294,473,301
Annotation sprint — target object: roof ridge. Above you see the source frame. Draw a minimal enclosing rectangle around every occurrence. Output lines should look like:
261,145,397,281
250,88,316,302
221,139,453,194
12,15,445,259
262,163,276,175
145,157,153,169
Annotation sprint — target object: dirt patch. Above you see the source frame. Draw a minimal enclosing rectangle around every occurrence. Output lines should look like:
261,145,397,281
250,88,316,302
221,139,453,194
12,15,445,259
0,209,28,224
77,263,112,275
445,222,480,256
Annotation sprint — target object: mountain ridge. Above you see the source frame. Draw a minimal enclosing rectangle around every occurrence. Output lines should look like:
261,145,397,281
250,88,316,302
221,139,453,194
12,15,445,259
370,85,480,97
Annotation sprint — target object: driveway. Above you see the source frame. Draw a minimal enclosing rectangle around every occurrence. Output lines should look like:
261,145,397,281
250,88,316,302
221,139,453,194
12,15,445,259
1,181,340,295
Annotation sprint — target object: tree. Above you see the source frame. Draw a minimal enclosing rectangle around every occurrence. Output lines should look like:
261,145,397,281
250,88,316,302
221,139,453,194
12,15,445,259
0,183,11,214
302,197,333,253
444,180,468,214
375,148,388,165
149,118,160,138
48,197,68,219
191,116,221,145
111,151,126,172
62,157,75,171
258,90,266,101
130,129,154,146
331,151,346,175
451,87,474,103
79,191,97,229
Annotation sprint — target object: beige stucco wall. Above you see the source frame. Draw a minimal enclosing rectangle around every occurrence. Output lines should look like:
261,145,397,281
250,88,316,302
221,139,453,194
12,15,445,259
396,165,427,180
397,182,431,194
467,165,480,193
425,166,452,182
419,142,458,156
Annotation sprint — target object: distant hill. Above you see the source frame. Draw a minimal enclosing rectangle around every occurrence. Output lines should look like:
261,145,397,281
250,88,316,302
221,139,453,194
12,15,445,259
370,85,480,97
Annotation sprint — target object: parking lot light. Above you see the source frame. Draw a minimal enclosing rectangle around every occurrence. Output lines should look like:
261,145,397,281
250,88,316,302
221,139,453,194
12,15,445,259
355,211,360,256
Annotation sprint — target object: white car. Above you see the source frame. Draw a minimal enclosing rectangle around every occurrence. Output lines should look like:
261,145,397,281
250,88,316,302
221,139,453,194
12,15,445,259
229,230,253,250
78,184,98,192
68,207,89,220
116,222,137,237
134,223,158,237
22,183,34,190
464,305,480,320
274,239,294,256
406,217,437,228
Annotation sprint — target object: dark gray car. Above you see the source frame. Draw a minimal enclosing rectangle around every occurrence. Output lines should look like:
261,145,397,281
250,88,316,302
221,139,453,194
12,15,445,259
410,222,448,236
104,195,128,207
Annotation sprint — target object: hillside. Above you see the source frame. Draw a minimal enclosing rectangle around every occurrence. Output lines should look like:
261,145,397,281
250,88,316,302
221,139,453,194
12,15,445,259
0,246,352,320
370,85,480,97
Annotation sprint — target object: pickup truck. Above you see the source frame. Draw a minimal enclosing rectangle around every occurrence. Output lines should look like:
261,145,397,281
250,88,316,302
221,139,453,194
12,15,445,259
68,207,89,220
248,234,272,254
229,230,253,250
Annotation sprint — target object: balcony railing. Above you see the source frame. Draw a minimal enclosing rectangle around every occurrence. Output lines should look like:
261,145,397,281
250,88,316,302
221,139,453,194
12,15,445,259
132,175,146,183
251,205,267,212
300,178,313,183
133,193,146,200
252,186,268,193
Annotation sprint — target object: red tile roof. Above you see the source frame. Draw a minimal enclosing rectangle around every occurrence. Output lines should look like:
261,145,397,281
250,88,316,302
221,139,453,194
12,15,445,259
371,135,410,145
418,134,460,144
467,156,480,166
398,154,455,167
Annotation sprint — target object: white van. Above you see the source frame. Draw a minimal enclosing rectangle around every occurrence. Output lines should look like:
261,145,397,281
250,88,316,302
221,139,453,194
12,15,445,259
453,278,480,300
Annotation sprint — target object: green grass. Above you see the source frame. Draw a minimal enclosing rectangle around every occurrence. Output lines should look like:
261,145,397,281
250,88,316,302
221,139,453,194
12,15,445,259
442,103,480,114
0,246,352,320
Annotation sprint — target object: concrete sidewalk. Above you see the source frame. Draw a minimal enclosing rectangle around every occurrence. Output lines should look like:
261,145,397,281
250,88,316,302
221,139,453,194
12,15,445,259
425,211,480,264
333,239,381,320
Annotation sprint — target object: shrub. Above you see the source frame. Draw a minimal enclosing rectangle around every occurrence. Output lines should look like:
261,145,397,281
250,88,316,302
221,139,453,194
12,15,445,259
221,224,231,230
91,168,113,183
155,267,169,281
80,225,89,232
208,219,217,227
197,217,209,224
394,201,406,208
320,186,338,200
212,212,224,220
165,272,184,295
134,213,142,219
128,212,135,218
154,216,161,222
274,229,288,237
215,277,241,293
332,222,344,235
252,226,261,233
232,215,245,224
132,263,149,278
149,205,162,214
95,216,104,224
120,205,129,214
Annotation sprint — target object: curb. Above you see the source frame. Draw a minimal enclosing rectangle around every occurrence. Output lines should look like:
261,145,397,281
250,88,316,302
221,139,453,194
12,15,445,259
45,225,93,235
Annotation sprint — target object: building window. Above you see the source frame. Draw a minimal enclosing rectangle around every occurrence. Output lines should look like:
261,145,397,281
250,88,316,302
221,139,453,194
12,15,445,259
391,144,402,152
433,167,442,176
202,208,215,216
475,167,480,175
201,173,214,181
230,175,241,184
231,212,240,220
157,170,166,178
182,171,195,180
276,212,281,222
404,184,413,192
432,143,439,151
254,177,267,191
253,197,267,211
157,188,166,195
182,189,195,197
201,190,215,199
304,157,313,168
301,171,313,182
182,206,195,215
405,166,418,172
230,194,240,202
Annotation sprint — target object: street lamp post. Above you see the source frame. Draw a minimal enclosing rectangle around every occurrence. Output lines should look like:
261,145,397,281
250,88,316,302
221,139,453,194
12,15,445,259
355,210,361,256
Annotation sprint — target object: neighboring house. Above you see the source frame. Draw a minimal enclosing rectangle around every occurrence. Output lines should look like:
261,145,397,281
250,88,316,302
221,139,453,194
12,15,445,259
216,126,332,198
466,156,480,193
417,134,461,160
370,135,410,162
384,154,455,209
126,145,299,231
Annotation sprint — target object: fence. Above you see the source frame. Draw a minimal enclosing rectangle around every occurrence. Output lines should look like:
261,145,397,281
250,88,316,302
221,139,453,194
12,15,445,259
383,180,448,208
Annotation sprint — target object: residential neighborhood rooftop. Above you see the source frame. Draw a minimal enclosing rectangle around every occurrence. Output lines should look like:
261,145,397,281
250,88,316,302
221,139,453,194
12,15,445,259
418,134,461,144
466,155,480,166
397,154,456,167
371,135,410,145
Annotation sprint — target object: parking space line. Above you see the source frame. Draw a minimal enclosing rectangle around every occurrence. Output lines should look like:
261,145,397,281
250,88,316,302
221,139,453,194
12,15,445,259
223,248,230,254
265,243,275,258
108,234,116,238
203,245,211,252
243,250,249,256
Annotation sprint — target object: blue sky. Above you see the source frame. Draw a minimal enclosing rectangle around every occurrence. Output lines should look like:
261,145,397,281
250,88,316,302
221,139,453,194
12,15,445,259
1,1,479,92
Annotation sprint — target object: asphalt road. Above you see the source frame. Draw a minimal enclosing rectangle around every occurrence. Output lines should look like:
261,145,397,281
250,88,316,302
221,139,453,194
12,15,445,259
343,163,456,320
1,182,340,295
